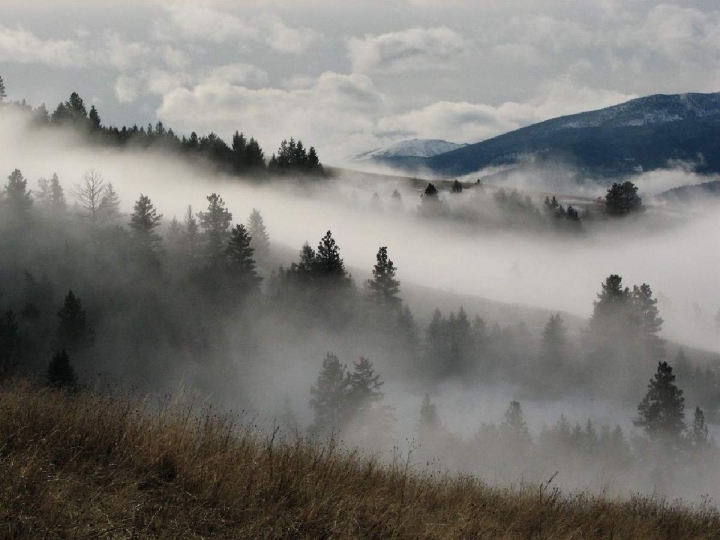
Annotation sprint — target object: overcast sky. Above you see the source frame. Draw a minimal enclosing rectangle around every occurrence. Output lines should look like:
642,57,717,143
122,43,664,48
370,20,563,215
1,0,719,162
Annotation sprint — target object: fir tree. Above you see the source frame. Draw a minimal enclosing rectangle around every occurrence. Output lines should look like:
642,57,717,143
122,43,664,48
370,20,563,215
451,179,463,193
309,353,349,434
47,350,77,389
632,283,665,358
98,182,122,223
315,231,349,284
503,401,530,441
346,357,384,417
225,224,262,293
184,205,199,262
57,290,90,350
419,393,440,431
246,209,270,259
88,105,101,129
4,169,33,220
197,193,233,267
129,194,163,258
635,361,685,442
0,75,6,101
540,313,568,372
605,181,642,215
367,246,401,310
688,406,709,448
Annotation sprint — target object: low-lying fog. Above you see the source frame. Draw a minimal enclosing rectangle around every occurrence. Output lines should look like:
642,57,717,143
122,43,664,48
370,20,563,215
2,109,720,501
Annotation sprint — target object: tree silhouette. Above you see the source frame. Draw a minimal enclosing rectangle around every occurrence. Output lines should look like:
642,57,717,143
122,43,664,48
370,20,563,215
309,353,349,435
98,182,121,223
4,169,33,221
0,75,6,101
503,401,530,441
367,246,401,310
225,224,262,293
72,170,106,226
47,350,77,389
635,361,685,442
57,291,90,350
419,393,440,431
688,406,709,448
197,193,233,267
129,194,163,258
246,209,270,260
606,181,642,215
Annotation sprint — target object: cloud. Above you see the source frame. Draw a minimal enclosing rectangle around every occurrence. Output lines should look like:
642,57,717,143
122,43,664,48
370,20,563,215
160,5,322,54
156,72,388,161
0,24,88,67
203,63,268,87
377,80,636,143
347,27,465,73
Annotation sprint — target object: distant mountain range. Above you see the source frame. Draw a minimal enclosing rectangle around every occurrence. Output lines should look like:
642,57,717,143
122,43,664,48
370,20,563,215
355,92,720,180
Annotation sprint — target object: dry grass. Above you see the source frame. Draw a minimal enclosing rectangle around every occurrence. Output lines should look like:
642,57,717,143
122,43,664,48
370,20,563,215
0,379,718,539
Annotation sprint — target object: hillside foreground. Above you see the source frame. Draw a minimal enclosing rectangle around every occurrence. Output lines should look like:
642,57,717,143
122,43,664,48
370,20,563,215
1,379,718,539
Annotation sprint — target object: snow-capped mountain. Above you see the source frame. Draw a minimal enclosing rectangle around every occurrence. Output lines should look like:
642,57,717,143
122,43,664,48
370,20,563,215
412,91,720,179
353,139,465,161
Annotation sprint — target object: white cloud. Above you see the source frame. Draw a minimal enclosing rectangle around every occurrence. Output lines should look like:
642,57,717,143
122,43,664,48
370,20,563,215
347,27,465,73
156,72,388,161
377,80,636,143
204,63,268,86
160,5,322,54
115,76,141,103
0,24,88,67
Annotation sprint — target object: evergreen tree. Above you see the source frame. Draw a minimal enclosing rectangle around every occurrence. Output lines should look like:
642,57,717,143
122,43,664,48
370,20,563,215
98,182,122,223
632,283,665,358
605,181,642,215
88,105,101,129
4,169,33,221
0,75,6,101
367,246,401,310
423,183,439,199
419,393,441,431
635,361,685,442
688,406,709,448
47,350,77,389
451,179,463,193
309,353,349,434
315,230,349,284
540,313,568,373
129,194,163,258
246,209,270,260
197,193,233,266
225,224,262,293
184,205,199,262
166,216,184,255
57,290,90,350
503,401,530,441
346,357,384,418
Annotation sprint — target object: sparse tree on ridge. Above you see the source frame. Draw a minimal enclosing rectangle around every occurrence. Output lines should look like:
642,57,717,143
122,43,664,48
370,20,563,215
367,246,401,310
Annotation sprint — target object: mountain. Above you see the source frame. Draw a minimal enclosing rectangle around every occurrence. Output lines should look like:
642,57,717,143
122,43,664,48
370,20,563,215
658,179,720,201
391,92,720,180
352,138,465,161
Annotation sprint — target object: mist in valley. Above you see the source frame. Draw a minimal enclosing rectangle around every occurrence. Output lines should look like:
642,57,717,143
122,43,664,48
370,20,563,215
1,105,720,504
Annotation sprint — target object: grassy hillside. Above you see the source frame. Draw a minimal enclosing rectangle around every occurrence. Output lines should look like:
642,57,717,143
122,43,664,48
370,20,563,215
1,379,719,539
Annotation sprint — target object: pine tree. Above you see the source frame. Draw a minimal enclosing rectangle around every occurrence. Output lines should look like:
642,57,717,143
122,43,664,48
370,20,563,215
98,182,121,223
184,205,199,262
503,401,530,441
246,209,270,259
197,193,233,267
635,361,685,442
605,181,642,215
4,169,33,220
0,311,19,367
48,173,66,212
309,353,349,435
0,75,6,101
540,313,568,372
315,231,350,284
47,350,77,389
419,393,440,431
632,283,665,358
451,179,463,193
166,216,185,255
129,194,163,258
346,357,384,417
367,246,401,310
88,105,101,129
225,224,262,293
57,290,90,350
688,406,709,448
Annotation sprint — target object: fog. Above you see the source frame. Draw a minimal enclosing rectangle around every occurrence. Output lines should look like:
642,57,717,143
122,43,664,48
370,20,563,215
2,107,720,503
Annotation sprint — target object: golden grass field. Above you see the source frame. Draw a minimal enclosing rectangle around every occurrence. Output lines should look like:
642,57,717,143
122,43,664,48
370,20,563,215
1,379,718,539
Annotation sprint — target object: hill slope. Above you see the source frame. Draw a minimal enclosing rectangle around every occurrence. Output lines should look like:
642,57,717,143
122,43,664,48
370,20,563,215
353,138,465,162
2,379,718,539
414,92,720,179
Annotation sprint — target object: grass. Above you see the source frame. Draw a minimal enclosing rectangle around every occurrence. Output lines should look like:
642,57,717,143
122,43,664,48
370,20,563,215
0,378,718,539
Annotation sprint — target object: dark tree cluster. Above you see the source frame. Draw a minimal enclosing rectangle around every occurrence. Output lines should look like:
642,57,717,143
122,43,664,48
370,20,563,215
2,87,324,179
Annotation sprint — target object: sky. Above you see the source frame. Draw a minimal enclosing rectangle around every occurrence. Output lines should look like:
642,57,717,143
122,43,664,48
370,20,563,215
1,0,719,162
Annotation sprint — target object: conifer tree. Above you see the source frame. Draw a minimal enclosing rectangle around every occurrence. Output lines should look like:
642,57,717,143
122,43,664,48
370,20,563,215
98,182,121,223
540,313,568,372
605,181,642,215
246,209,270,259
0,311,19,367
688,406,709,448
197,193,233,267
367,246,401,310
632,283,665,358
225,224,262,293
347,357,384,417
635,361,685,442
315,230,350,285
309,353,349,434
451,179,463,193
129,194,163,258
47,350,77,389
503,401,530,441
166,216,185,255
184,205,199,261
57,290,90,350
88,105,101,129
0,75,6,101
4,169,33,220
419,393,440,431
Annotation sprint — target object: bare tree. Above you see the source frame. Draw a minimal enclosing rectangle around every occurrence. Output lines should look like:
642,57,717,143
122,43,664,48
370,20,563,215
72,169,106,225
